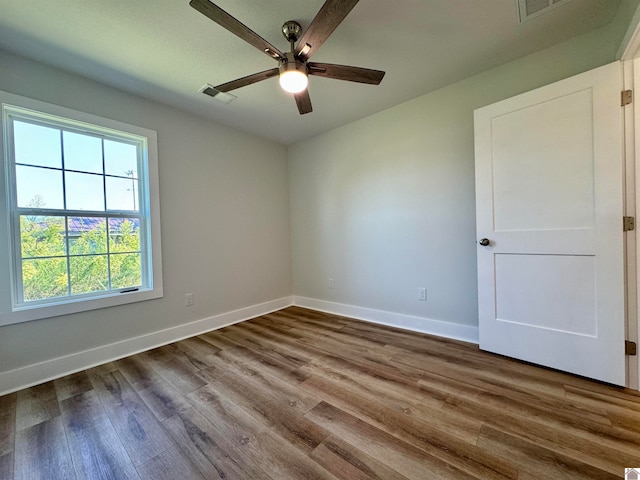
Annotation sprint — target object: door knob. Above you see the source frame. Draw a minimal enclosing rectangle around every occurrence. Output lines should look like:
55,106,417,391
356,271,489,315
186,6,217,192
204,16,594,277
478,238,490,246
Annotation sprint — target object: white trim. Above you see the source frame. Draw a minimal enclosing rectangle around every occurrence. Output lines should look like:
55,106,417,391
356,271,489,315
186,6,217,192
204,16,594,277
632,58,640,391
0,296,293,396
2,288,164,326
623,60,639,391
293,296,479,344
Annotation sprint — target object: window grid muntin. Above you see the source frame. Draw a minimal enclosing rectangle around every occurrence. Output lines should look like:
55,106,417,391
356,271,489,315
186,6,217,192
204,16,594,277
14,164,140,182
100,139,112,291
6,108,148,307
21,249,141,261
60,128,71,296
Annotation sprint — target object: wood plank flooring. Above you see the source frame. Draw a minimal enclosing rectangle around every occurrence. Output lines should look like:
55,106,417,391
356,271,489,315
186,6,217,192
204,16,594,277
1,306,640,479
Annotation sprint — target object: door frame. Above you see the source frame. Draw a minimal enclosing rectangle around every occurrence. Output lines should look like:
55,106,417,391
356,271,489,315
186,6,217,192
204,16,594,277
622,59,638,390
620,5,640,389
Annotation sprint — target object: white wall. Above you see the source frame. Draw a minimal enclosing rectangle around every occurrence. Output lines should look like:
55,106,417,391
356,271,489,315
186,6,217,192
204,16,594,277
288,23,625,336
0,50,292,390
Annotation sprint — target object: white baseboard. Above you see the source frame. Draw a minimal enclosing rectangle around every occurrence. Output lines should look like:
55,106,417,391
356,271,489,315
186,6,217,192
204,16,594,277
0,296,293,396
1,295,479,396
293,296,479,344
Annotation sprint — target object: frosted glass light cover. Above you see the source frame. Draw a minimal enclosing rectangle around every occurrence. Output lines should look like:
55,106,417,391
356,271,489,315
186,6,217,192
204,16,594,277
279,71,308,93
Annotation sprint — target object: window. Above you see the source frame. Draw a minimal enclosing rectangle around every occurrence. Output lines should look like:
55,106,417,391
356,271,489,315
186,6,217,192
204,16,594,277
0,92,162,325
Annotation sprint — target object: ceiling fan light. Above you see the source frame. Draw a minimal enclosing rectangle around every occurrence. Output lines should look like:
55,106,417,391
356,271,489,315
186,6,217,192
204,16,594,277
279,57,308,93
279,70,308,93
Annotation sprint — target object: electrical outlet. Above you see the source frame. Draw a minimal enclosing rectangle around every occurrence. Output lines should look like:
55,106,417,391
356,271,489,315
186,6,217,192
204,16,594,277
418,288,427,301
328,278,334,289
185,293,194,307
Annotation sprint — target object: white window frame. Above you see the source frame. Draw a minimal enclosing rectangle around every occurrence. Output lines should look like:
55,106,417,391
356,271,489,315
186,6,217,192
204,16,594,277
0,91,163,326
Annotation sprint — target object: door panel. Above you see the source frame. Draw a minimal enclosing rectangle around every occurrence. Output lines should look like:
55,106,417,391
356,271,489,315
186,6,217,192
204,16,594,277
494,254,596,336
474,61,625,386
492,89,595,232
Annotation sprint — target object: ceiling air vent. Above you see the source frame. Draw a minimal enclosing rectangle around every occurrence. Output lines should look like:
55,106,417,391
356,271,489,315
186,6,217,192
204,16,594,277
199,84,237,104
517,0,570,22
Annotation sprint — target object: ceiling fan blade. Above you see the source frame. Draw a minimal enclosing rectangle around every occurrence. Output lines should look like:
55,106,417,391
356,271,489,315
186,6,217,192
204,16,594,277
214,68,280,93
295,0,359,60
308,63,385,84
294,90,313,115
190,0,284,61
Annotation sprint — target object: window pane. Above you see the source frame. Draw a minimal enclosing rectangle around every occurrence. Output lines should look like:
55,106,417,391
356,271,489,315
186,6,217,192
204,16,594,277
106,176,139,212
69,255,108,294
109,218,140,253
16,165,64,209
68,217,107,254
13,121,62,169
20,215,66,258
104,140,137,178
63,131,103,174
65,172,105,211
22,258,68,301
110,253,141,289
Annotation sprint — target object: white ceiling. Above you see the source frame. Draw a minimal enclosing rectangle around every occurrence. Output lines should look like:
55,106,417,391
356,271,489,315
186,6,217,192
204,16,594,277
0,0,623,145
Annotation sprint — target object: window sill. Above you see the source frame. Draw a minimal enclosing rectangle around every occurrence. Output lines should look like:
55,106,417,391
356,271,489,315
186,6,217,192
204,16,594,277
0,287,163,326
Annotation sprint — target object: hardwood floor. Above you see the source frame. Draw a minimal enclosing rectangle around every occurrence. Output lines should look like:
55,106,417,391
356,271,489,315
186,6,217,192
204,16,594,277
2,306,640,479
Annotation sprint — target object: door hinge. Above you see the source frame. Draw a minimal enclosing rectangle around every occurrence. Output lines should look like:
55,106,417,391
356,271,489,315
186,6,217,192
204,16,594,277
626,340,637,356
622,90,633,106
624,216,635,231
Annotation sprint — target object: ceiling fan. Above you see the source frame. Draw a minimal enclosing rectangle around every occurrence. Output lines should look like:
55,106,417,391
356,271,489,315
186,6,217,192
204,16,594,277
189,0,386,115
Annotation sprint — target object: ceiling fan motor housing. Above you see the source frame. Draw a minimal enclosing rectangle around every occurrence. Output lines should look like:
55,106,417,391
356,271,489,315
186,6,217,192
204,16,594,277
280,52,307,74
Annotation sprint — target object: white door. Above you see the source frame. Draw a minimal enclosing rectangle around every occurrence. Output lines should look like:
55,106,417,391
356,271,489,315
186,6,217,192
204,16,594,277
474,61,626,386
